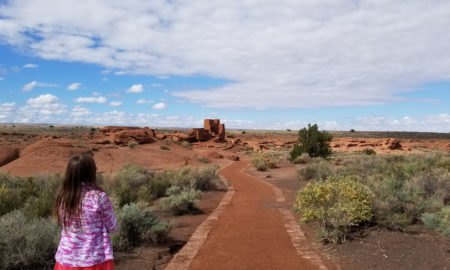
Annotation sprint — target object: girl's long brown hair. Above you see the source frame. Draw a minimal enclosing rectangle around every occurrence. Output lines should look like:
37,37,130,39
53,154,101,228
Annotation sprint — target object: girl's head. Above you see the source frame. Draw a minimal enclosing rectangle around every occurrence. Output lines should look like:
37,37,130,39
54,154,100,227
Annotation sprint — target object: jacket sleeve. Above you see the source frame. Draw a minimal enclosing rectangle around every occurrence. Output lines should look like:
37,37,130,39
101,193,118,233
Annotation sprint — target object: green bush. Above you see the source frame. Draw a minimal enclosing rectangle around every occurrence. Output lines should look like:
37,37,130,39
421,206,450,236
0,174,60,217
290,123,332,160
197,157,210,163
191,165,220,191
112,203,172,251
251,152,280,171
332,152,450,233
160,186,202,215
362,149,376,155
294,176,373,243
112,164,154,206
292,153,311,164
297,158,334,181
180,141,191,148
160,145,170,150
0,211,60,270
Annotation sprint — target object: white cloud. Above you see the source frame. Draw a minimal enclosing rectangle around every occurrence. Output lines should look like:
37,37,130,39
67,82,81,90
22,80,57,91
16,94,67,123
0,77,3,81
92,92,100,96
151,83,163,87
23,63,38,68
69,105,92,118
22,81,37,91
114,71,127,75
1,1,450,108
0,102,17,120
152,102,167,110
74,96,107,103
126,84,143,93
136,99,153,104
109,101,122,107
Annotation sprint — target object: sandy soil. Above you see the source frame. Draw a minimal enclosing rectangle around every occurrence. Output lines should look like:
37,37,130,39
188,160,330,270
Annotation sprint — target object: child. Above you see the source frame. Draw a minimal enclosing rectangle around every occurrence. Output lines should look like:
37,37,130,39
53,154,117,270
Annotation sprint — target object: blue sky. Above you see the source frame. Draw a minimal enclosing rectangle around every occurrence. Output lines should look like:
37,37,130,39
0,0,449,132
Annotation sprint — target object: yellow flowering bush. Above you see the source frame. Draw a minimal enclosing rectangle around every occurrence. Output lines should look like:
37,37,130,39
294,175,373,243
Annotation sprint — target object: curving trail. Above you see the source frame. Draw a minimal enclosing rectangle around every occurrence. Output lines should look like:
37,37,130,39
187,161,325,270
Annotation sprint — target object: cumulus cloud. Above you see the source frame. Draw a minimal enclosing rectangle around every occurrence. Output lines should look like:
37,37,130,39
152,102,167,110
16,94,67,123
109,101,122,107
23,63,38,68
74,96,107,103
67,82,81,90
126,84,143,93
22,80,57,91
136,99,153,104
0,102,17,120
1,1,450,108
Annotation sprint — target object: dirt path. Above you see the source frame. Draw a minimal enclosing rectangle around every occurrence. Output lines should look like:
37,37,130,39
185,161,327,270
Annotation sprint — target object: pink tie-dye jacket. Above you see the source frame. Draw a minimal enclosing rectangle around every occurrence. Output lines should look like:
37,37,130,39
55,184,118,267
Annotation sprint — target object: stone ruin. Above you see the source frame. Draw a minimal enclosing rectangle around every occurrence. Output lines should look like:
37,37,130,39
188,119,226,142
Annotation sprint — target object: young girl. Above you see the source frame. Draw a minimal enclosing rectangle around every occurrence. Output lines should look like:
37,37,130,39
53,154,117,270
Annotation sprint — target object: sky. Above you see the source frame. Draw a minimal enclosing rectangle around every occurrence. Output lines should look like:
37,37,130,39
0,0,449,132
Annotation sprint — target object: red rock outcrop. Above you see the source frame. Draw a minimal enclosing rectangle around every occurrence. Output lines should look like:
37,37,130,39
0,146,19,167
93,126,156,145
387,139,403,150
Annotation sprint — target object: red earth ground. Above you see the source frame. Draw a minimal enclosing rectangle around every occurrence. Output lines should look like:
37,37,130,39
0,126,449,269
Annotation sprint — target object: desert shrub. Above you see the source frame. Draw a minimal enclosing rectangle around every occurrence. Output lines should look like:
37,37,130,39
160,145,170,150
160,186,202,215
362,149,376,155
238,145,254,153
128,140,138,149
292,153,311,164
290,123,332,160
0,173,60,217
294,176,373,243
22,174,60,219
159,166,219,191
421,206,450,235
251,152,280,171
180,141,191,148
112,203,172,251
332,152,450,232
197,157,210,163
0,211,60,270
350,129,355,132
191,165,220,191
297,158,334,181
112,164,154,206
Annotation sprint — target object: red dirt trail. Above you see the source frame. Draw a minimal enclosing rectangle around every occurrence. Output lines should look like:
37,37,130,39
188,161,323,270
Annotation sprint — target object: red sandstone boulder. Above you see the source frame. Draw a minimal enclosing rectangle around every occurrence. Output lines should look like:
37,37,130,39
207,151,224,159
227,155,240,161
0,146,19,166
388,139,402,150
